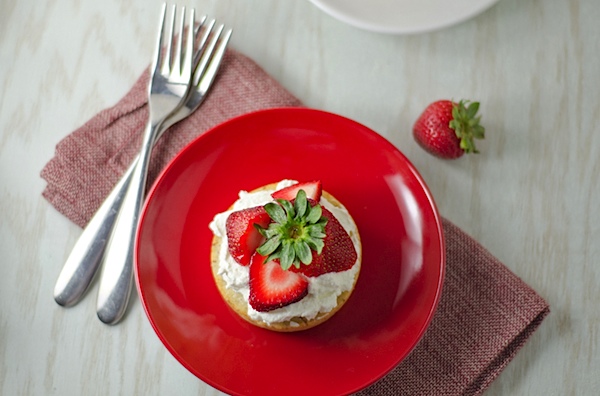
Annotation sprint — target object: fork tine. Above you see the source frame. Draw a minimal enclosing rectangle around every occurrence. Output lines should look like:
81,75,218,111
180,8,196,79
193,15,208,39
171,6,186,77
193,24,223,86
193,18,216,67
200,27,232,90
191,15,208,67
151,3,167,76
160,4,176,76
195,25,232,92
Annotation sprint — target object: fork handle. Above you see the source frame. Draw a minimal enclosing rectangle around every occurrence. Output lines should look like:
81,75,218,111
96,121,159,324
53,111,180,308
53,157,137,306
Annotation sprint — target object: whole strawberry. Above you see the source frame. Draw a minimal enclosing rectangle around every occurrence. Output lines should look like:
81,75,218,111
413,100,485,159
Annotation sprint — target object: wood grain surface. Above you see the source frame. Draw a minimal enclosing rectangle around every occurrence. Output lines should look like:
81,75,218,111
1,0,598,394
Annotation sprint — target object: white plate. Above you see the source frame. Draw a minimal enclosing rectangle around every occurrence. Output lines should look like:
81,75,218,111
309,0,499,34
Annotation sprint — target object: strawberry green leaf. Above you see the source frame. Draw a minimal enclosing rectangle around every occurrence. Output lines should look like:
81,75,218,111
277,199,295,220
265,202,287,224
255,188,327,271
280,241,295,270
306,237,324,255
306,204,322,224
473,124,485,139
294,240,312,265
294,189,308,220
256,235,281,256
466,101,479,118
308,224,326,238
450,100,485,154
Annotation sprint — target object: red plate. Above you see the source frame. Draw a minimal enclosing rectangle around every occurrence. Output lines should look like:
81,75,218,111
135,107,445,395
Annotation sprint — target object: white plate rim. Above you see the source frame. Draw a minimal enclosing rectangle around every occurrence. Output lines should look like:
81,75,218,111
308,0,500,34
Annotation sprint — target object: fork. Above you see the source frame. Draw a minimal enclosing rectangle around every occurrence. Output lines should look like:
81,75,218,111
53,9,231,310
91,4,223,325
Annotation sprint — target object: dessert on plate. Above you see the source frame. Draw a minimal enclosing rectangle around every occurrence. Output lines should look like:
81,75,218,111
209,180,361,332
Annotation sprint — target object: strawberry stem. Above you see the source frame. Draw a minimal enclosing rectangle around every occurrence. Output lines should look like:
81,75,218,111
449,100,485,154
256,189,327,270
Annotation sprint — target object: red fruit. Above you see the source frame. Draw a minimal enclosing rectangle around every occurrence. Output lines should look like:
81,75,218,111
289,205,357,278
226,206,272,266
413,100,485,159
249,253,309,312
271,181,322,201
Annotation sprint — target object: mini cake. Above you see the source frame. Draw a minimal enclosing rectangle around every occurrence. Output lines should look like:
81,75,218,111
209,180,362,332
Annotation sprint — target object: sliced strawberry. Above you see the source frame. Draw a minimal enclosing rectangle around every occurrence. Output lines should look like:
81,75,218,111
249,253,309,312
225,206,272,266
289,205,357,278
271,181,322,202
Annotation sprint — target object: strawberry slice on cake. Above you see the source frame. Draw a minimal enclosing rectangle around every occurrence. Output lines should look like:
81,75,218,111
249,253,309,312
225,206,271,266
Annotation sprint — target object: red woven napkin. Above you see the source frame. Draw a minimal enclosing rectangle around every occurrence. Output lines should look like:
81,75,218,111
41,49,549,395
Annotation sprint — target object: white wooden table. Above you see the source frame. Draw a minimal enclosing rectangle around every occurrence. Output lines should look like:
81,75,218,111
1,0,599,394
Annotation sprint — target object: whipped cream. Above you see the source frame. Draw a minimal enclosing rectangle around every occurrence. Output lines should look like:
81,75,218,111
209,180,361,326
